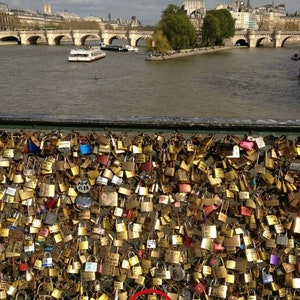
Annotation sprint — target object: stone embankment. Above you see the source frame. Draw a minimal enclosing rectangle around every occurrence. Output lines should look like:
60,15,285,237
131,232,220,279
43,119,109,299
146,45,239,61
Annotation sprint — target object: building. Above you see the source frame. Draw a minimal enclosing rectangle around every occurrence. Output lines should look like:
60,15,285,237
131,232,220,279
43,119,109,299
56,11,80,21
215,1,289,30
182,0,206,30
43,1,51,14
183,0,206,18
0,2,8,11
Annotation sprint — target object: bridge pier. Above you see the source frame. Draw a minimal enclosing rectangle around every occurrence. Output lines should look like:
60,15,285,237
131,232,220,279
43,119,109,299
72,30,84,46
246,29,256,48
18,32,31,45
46,31,59,46
272,30,282,48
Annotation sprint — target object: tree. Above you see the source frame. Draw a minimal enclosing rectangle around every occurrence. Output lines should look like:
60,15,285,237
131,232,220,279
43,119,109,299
202,9,235,46
202,14,220,46
161,4,186,17
148,4,196,52
146,30,171,53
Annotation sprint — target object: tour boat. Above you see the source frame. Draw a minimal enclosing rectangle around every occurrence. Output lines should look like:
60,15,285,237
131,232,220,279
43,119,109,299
68,46,106,62
100,43,128,52
122,45,139,52
100,44,139,52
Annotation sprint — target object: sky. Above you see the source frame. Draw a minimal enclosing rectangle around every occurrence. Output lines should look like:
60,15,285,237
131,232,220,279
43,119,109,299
6,0,300,25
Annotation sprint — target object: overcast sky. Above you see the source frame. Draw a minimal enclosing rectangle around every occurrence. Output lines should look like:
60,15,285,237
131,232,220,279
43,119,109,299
6,0,300,25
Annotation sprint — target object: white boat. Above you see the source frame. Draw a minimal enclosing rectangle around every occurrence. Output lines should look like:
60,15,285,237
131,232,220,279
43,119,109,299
68,46,106,62
122,45,139,52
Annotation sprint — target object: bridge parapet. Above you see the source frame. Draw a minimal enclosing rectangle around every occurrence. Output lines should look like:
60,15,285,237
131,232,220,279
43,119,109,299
1,29,299,47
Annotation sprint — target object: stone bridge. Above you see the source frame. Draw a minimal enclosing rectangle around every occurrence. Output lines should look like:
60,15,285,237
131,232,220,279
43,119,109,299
1,29,300,48
0,29,154,46
230,29,300,48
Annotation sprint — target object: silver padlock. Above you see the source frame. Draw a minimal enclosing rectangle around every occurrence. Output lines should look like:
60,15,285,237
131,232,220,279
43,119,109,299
42,252,53,267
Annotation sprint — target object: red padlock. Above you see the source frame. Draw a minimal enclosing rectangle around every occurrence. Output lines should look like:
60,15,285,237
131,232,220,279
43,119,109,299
203,205,216,215
240,206,252,216
194,282,206,294
140,161,152,172
97,154,110,166
126,209,133,219
18,261,29,272
45,198,57,209
184,236,192,247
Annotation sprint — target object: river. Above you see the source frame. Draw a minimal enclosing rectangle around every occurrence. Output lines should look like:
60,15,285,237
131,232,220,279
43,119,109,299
0,43,299,121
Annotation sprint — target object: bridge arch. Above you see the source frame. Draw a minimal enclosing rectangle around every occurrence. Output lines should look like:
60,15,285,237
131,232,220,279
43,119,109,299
256,36,273,47
75,34,100,46
18,33,46,45
71,30,101,46
0,35,20,44
235,38,248,46
107,34,128,44
280,35,300,47
133,36,150,46
281,36,292,47
100,30,129,45
128,31,153,47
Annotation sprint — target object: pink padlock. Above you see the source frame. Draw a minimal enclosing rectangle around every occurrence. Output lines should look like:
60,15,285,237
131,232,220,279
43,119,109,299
240,138,256,150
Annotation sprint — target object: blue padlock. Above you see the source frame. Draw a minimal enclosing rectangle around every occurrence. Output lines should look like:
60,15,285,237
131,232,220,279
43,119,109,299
79,144,92,155
28,140,40,154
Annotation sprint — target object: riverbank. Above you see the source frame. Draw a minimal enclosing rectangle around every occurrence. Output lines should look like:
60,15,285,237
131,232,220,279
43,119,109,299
145,45,240,61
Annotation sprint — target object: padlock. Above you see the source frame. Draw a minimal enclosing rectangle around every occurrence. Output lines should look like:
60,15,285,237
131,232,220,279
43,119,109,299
79,142,92,155
212,258,227,279
77,221,88,236
78,236,89,250
276,231,288,246
211,280,227,299
84,255,98,272
42,252,53,267
193,281,206,294
128,251,140,266
168,264,185,281
153,261,171,280
270,250,280,265
244,268,253,283
18,259,29,272
262,268,273,284
15,290,28,300
293,278,300,288
51,288,63,299
247,290,257,300
146,233,157,249
225,270,235,284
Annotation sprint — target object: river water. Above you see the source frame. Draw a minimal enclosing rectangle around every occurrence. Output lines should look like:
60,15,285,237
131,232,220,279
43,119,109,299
0,43,299,122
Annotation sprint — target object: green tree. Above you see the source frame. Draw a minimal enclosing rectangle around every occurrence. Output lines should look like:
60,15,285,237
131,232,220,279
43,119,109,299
202,9,235,46
202,14,220,46
146,30,171,52
161,4,186,17
149,4,196,52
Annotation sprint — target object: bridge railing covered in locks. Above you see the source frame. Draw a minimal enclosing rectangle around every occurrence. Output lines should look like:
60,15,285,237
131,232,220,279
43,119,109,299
0,128,300,299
